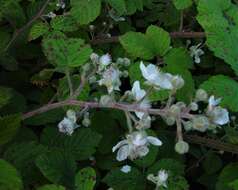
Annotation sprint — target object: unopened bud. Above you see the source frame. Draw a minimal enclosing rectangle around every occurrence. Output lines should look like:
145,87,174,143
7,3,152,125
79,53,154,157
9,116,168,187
89,25,95,31
165,116,176,126
190,102,198,111
90,53,99,63
122,71,128,77
82,117,91,127
192,116,210,132
169,105,180,116
175,140,189,154
183,121,193,131
195,89,208,102
66,109,77,122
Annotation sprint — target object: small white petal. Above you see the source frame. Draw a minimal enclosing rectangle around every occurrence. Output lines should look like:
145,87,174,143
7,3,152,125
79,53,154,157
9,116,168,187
147,136,162,146
117,145,130,161
120,165,131,173
99,54,111,66
210,107,229,125
137,146,149,157
112,140,128,152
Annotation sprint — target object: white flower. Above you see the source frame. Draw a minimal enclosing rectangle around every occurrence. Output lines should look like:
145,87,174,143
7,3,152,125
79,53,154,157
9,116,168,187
206,95,229,125
208,106,229,125
112,131,162,161
58,110,79,135
98,67,121,93
58,117,78,135
189,43,204,64
99,54,111,67
120,165,131,173
131,81,151,119
140,62,184,90
175,140,189,154
147,169,169,188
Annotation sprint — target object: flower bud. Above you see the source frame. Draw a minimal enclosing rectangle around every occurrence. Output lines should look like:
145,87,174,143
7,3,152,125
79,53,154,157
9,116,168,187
192,116,210,132
195,89,208,101
176,101,186,109
88,76,97,84
169,105,180,116
165,116,176,126
90,53,99,63
99,95,114,106
82,117,91,127
123,58,131,66
122,71,128,77
175,140,189,154
99,54,111,66
183,121,193,131
190,102,198,111
66,109,77,122
116,57,124,65
89,25,95,31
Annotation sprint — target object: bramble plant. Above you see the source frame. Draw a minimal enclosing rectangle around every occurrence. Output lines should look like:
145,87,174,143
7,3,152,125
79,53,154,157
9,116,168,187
1,0,238,190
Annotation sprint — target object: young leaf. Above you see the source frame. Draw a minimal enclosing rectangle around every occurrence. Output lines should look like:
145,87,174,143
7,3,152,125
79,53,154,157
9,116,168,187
119,32,154,59
0,159,23,190
146,25,171,56
71,0,101,25
75,167,96,190
51,15,78,32
200,75,238,112
36,150,77,189
29,21,49,41
43,34,92,68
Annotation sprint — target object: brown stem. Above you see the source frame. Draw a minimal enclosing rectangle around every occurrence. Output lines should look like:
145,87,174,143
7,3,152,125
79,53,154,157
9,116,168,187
4,0,51,51
90,32,206,45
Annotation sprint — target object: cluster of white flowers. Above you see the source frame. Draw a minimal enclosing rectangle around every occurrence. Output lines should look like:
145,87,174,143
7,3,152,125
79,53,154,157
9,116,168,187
112,131,162,161
89,53,130,94
147,169,169,189
58,110,79,135
183,89,229,133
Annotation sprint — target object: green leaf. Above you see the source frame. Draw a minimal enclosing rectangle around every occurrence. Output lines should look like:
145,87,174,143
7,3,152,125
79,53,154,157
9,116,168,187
42,34,92,68
164,48,193,69
58,75,89,101
173,0,192,10
36,184,65,190
0,86,13,108
119,25,171,59
0,30,11,51
145,25,171,56
51,15,78,32
40,127,102,160
36,150,77,189
0,159,23,190
229,179,238,190
103,167,146,190
75,167,96,190
119,32,154,59
0,113,21,146
91,111,122,154
202,152,222,175
147,158,185,176
71,0,101,25
216,163,238,190
197,0,238,75
29,21,49,41
200,75,238,112
107,0,126,15
4,141,47,185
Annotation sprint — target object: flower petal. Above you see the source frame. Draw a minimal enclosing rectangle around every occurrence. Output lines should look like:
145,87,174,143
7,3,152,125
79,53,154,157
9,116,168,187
112,140,128,152
117,145,130,161
147,136,162,146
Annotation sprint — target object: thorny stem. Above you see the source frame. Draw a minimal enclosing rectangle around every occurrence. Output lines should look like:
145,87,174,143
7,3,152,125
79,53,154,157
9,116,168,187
4,0,51,51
